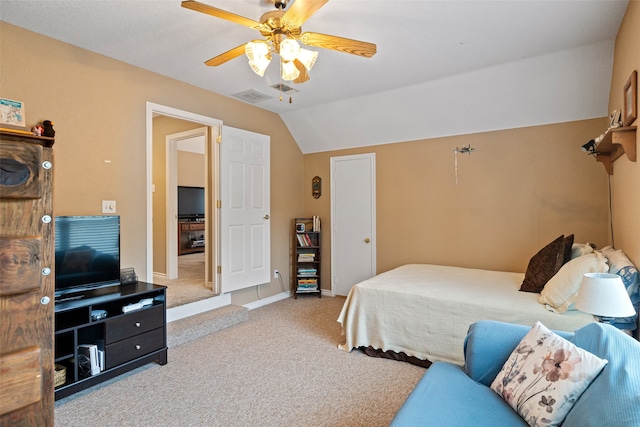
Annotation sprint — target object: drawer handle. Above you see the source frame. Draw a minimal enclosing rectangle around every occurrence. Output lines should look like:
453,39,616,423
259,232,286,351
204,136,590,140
135,345,141,350
135,322,141,327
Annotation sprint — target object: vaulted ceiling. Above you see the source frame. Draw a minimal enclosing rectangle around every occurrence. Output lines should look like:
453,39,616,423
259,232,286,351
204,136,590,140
1,0,628,152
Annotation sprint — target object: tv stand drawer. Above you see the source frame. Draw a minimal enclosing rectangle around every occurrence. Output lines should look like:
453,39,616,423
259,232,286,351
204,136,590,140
105,328,164,369
105,305,164,343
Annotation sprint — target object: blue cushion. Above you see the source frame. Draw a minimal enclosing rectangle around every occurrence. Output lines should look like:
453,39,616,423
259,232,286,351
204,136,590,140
563,322,640,427
389,362,528,427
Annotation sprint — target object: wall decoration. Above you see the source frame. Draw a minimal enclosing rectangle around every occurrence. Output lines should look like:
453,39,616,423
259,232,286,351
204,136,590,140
0,98,26,128
312,176,321,199
609,109,621,128
453,145,476,185
622,70,637,127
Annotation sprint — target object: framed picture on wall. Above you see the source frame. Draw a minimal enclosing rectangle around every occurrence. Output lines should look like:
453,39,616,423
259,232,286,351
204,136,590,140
622,70,637,127
0,98,26,128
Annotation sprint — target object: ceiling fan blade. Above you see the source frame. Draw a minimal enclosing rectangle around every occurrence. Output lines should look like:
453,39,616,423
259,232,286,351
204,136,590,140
300,32,376,58
182,0,265,30
282,0,329,28
204,44,248,66
293,59,310,83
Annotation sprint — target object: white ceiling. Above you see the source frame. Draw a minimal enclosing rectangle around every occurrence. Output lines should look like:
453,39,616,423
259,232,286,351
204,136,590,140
0,0,629,153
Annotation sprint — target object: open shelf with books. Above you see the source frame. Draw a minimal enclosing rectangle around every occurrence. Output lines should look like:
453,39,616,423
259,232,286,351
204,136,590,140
293,217,321,298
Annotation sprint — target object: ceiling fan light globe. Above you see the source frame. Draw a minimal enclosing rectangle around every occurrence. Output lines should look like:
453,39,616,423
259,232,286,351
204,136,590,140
245,40,270,62
281,60,300,81
296,48,318,71
248,57,271,76
279,39,300,62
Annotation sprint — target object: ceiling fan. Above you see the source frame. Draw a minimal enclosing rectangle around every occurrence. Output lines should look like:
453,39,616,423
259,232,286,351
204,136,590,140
181,0,377,84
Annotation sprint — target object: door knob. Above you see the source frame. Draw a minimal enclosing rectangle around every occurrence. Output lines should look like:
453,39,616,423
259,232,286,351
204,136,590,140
264,214,270,220
364,238,370,243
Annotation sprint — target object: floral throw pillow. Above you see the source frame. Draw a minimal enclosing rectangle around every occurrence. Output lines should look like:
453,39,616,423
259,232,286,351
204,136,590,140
490,322,607,427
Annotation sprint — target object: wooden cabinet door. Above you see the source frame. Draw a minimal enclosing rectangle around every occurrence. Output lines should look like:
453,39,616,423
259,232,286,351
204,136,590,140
0,134,54,426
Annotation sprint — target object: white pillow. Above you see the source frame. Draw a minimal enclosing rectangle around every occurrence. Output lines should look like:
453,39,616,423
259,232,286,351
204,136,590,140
538,252,608,313
491,322,607,427
570,243,594,259
600,246,636,274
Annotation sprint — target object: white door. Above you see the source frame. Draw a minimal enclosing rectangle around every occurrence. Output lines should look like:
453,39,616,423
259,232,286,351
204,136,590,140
331,153,376,296
220,126,270,293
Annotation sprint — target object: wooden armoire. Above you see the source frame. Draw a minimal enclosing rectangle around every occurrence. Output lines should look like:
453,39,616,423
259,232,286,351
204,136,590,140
0,130,55,425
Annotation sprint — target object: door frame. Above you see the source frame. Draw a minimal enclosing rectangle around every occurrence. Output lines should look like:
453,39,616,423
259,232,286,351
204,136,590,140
145,102,222,283
330,152,377,296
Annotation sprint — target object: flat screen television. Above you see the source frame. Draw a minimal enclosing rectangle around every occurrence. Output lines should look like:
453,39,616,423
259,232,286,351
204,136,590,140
178,186,205,220
54,215,121,297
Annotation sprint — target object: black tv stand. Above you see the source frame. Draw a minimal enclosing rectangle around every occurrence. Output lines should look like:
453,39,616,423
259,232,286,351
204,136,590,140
54,282,167,400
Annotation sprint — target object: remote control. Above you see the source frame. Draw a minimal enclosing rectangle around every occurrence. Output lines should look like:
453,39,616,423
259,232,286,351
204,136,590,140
122,302,143,313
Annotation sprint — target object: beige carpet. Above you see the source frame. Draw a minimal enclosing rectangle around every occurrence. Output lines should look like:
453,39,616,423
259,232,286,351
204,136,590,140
154,252,215,308
55,296,426,426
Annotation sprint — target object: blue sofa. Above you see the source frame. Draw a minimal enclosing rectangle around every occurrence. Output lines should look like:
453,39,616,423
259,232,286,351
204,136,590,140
390,320,640,427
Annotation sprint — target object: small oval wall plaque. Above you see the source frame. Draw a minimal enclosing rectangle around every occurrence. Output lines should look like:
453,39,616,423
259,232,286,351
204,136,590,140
312,176,321,199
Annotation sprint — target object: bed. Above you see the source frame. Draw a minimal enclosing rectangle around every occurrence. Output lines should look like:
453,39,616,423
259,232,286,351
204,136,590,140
337,263,596,365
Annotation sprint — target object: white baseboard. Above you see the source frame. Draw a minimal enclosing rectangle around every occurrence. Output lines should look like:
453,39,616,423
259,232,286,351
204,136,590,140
167,289,334,322
167,293,231,322
243,291,291,310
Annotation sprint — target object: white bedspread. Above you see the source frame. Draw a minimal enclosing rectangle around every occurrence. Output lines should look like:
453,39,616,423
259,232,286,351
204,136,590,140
337,264,595,365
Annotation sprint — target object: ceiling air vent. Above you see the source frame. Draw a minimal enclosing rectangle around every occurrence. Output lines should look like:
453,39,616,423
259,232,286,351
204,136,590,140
232,89,273,104
269,83,299,93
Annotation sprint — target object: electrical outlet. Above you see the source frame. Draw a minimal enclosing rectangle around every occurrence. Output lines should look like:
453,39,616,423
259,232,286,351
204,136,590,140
102,200,116,213
274,269,279,279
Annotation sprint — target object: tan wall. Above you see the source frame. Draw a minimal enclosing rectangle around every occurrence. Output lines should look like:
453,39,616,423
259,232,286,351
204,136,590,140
608,1,640,267
304,118,611,289
178,151,205,187
0,22,304,306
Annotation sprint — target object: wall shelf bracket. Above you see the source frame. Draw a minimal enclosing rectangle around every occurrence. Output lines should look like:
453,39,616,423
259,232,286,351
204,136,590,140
595,126,636,175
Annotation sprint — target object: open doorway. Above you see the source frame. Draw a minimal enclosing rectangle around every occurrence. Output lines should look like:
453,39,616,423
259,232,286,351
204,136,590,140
146,103,223,310
162,129,212,308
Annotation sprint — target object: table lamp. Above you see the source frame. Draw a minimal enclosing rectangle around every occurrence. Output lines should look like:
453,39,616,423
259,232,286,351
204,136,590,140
575,273,636,323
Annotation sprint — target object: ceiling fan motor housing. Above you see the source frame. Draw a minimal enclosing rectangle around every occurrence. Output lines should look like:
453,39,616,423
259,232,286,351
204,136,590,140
274,0,289,10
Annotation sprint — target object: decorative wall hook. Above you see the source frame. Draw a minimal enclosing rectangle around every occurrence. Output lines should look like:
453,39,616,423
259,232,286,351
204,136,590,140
454,145,476,154
453,145,476,185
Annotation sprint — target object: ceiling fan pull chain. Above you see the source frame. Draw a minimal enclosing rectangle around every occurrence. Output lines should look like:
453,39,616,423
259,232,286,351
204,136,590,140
279,59,284,101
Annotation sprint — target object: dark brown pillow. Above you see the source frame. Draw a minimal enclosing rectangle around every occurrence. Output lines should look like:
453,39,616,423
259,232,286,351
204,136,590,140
563,234,574,265
519,235,565,293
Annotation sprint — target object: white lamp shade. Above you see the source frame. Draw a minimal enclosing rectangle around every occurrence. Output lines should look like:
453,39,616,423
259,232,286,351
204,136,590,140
575,273,636,317
245,41,271,76
245,41,269,61
281,60,300,81
296,48,318,71
247,57,271,76
279,39,300,62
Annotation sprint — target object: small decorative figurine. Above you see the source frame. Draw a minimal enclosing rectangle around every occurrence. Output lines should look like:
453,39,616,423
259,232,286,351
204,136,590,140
32,125,44,136
42,120,55,137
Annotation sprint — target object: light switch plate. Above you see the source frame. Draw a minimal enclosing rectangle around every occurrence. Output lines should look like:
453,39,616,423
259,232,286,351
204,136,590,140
102,200,116,213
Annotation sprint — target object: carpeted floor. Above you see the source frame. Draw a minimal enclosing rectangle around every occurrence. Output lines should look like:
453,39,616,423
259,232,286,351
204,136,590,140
54,296,426,426
154,252,215,308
